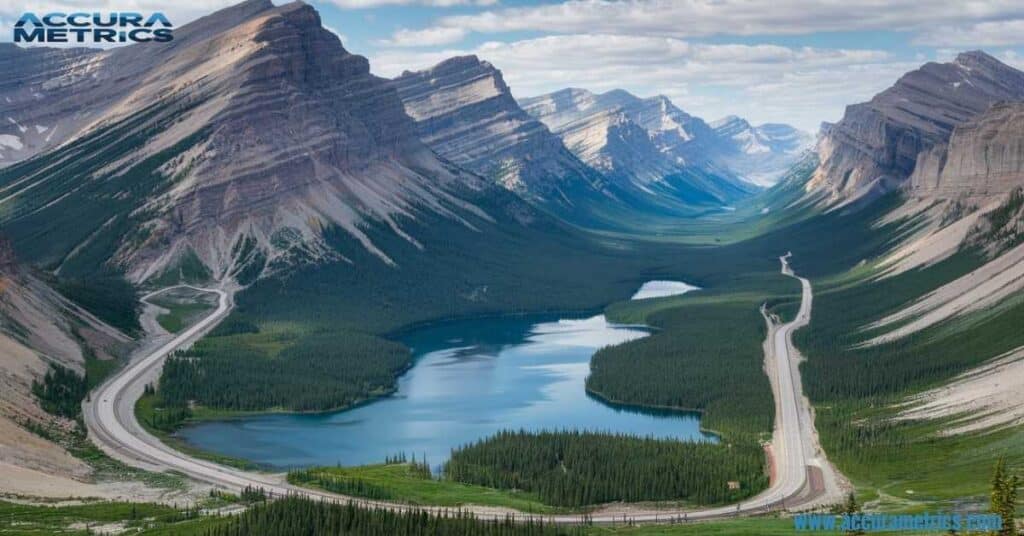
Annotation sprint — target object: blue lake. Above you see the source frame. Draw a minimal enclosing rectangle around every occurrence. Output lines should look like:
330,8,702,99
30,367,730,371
176,294,713,469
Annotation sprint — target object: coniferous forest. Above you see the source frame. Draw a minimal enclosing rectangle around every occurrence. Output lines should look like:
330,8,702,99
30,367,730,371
202,497,580,536
32,364,88,419
445,430,766,507
157,330,410,412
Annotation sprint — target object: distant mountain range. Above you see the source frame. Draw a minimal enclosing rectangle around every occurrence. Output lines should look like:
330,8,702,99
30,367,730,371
709,116,813,187
519,88,810,190
392,56,812,224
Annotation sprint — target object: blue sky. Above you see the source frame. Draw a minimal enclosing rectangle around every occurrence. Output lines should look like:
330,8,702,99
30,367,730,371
4,0,1024,132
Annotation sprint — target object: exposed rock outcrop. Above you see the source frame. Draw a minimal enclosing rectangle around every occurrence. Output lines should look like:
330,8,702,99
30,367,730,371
908,102,1024,202
0,242,130,480
808,51,1024,205
0,0,517,284
392,56,610,206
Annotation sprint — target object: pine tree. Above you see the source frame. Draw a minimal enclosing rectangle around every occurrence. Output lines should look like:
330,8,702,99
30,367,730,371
991,458,1019,536
842,492,864,536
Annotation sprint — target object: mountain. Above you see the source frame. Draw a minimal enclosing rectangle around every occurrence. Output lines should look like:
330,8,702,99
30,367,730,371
908,101,1024,203
520,88,755,205
391,56,613,210
0,0,545,285
808,50,1024,205
0,239,130,482
710,116,813,186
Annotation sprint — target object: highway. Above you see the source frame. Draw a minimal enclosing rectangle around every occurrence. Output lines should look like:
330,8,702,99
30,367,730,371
82,258,842,524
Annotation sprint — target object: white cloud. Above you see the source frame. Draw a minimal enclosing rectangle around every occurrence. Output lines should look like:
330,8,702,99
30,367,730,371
1000,50,1024,69
914,19,1024,47
326,0,495,8
428,0,1024,38
379,26,467,47
369,33,909,131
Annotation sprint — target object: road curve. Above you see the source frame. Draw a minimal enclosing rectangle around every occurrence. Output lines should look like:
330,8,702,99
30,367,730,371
83,261,840,524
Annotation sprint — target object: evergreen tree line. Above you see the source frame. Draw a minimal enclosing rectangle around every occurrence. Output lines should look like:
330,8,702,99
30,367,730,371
445,430,766,508
32,363,88,418
794,250,1024,402
156,330,410,412
203,496,580,536
288,470,396,501
991,458,1019,536
587,300,775,440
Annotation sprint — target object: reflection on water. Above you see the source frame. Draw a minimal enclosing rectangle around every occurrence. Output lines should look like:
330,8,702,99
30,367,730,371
631,280,700,300
177,294,711,469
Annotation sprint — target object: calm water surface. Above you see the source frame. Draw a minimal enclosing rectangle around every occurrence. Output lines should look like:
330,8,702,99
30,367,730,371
176,284,711,469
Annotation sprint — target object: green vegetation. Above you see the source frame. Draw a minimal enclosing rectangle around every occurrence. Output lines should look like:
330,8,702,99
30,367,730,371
989,458,1018,536
0,98,206,281
795,251,992,401
55,275,141,334
156,301,214,333
288,461,560,513
789,244,1024,504
0,499,202,535
586,518,799,535
147,287,218,333
201,496,580,536
32,363,88,419
156,328,410,412
977,186,1024,248
595,295,781,440
134,390,261,470
446,430,765,508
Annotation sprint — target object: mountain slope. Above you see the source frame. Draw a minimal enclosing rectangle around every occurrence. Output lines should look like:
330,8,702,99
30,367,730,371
520,88,755,206
392,56,612,209
0,239,130,484
808,50,1024,205
0,0,533,285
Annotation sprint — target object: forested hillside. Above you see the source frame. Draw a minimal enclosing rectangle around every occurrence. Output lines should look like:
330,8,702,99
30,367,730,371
446,430,765,507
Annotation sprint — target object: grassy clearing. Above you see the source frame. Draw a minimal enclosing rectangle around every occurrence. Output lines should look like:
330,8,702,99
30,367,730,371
155,302,214,333
287,463,562,514
146,287,219,333
0,499,201,535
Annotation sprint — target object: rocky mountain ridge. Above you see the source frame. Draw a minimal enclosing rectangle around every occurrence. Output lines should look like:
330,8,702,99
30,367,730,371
392,56,612,209
519,87,807,193
0,0,533,285
808,50,1024,205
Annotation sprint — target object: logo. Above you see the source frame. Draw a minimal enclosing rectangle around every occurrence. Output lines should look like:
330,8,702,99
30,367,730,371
14,12,173,44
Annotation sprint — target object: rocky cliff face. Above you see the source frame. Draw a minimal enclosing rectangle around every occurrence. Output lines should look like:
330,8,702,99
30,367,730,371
392,56,609,206
808,51,1024,204
908,102,1024,202
0,0,514,284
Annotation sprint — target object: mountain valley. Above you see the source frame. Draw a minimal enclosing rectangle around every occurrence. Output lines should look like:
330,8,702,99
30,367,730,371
0,2,1023,534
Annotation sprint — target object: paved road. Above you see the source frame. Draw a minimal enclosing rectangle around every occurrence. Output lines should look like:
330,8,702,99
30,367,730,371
83,262,840,524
